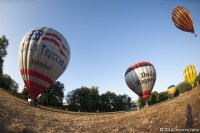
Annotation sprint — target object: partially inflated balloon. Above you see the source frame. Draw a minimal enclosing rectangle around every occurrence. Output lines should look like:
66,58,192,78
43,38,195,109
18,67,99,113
167,85,176,96
172,6,196,37
184,65,196,87
18,27,70,99
125,61,156,99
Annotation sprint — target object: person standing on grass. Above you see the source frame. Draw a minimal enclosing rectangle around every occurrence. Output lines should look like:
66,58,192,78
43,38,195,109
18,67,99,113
28,98,31,105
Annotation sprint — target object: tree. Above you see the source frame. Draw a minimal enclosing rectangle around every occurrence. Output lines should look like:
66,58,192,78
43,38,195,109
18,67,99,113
38,81,65,107
138,97,146,108
0,36,9,76
196,74,200,85
66,87,132,112
88,86,100,111
21,85,30,100
148,91,159,105
98,91,131,112
158,91,168,102
66,86,100,112
99,91,116,112
0,74,18,94
113,94,131,111
176,81,192,94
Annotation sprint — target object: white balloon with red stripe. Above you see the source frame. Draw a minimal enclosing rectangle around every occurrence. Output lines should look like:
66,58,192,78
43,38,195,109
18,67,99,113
125,61,156,99
18,27,70,99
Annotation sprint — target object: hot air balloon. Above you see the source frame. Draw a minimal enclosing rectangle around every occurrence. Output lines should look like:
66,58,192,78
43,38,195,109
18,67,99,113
184,65,196,88
18,27,70,100
167,85,176,98
172,6,197,37
125,61,156,106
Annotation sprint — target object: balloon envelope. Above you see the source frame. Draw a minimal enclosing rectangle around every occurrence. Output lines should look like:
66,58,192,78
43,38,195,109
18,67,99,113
18,27,70,99
125,61,156,99
184,65,196,88
167,85,176,96
172,6,196,36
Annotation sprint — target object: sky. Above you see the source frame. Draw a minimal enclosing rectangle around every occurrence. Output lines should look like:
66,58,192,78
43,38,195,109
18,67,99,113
0,0,200,101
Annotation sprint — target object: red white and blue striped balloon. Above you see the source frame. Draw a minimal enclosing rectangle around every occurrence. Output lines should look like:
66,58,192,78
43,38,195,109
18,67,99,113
125,61,156,99
18,27,70,99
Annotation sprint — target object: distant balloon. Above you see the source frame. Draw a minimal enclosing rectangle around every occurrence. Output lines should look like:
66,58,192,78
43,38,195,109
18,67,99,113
167,85,176,97
184,65,196,88
18,27,71,99
172,6,196,37
125,62,156,101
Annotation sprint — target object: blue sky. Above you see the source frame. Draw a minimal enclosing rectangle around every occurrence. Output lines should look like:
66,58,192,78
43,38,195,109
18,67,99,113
0,0,200,101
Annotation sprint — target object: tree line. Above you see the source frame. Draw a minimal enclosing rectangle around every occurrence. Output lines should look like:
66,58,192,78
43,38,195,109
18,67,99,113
66,86,131,112
21,85,131,112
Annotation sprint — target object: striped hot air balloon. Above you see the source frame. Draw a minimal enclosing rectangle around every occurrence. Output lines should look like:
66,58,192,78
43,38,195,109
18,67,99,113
125,61,156,106
18,27,70,100
184,65,196,88
172,6,197,37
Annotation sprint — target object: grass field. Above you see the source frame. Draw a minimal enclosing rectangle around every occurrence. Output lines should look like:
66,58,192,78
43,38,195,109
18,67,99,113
0,86,200,133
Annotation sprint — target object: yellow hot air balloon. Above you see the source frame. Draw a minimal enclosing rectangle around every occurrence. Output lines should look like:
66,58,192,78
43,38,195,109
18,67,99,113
167,85,176,98
184,65,196,87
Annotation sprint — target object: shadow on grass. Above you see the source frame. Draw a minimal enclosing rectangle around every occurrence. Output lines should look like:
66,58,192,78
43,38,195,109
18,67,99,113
184,103,193,128
0,122,7,132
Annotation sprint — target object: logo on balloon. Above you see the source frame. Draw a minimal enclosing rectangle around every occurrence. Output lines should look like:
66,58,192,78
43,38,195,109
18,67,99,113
136,71,156,85
40,44,67,69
